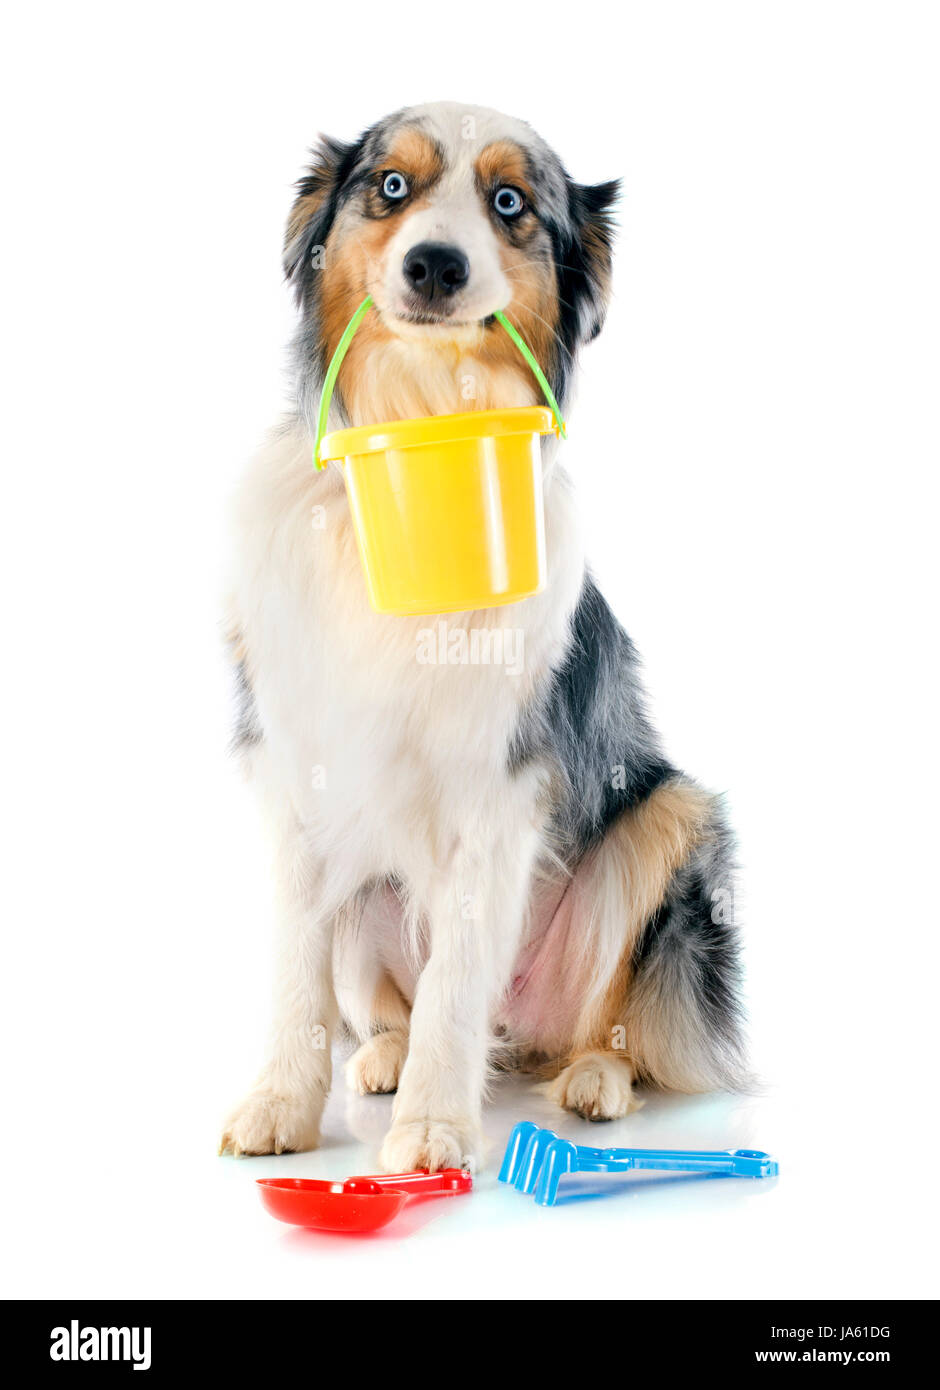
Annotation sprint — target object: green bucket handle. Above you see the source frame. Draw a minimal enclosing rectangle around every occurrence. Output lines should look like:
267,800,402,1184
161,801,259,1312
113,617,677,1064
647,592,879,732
313,295,567,469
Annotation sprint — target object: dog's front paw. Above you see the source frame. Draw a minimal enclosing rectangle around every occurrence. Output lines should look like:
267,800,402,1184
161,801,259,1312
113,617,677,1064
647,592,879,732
379,1119,481,1173
219,1088,322,1156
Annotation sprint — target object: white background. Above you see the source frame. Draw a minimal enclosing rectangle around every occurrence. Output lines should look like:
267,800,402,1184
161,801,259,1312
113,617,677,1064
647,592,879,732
1,1,937,1301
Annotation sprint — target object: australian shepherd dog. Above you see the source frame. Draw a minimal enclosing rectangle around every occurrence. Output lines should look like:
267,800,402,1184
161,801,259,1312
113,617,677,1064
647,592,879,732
220,102,744,1172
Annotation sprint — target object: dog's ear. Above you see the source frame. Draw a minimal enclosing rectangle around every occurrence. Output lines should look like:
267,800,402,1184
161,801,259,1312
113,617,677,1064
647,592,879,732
283,136,355,296
561,178,620,344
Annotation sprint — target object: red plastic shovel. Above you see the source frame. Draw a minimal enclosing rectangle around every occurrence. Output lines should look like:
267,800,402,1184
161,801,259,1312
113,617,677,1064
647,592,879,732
257,1168,472,1233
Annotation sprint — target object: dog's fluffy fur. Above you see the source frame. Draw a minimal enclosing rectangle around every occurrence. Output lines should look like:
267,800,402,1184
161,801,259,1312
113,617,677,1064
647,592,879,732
220,103,744,1170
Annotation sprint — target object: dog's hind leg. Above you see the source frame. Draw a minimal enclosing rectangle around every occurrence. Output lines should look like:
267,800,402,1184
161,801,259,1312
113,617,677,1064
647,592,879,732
623,799,745,1094
345,974,411,1095
546,1049,638,1121
545,777,744,1118
333,882,414,1095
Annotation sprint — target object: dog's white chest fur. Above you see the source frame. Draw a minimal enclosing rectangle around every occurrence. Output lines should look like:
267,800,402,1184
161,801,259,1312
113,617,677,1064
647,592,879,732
229,421,584,899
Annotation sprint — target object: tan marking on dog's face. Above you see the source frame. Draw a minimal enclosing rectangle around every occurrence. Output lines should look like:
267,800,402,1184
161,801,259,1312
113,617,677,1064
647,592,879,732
312,132,447,362
381,127,445,189
489,246,558,376
319,204,463,425
320,210,420,359
470,140,558,367
474,140,534,202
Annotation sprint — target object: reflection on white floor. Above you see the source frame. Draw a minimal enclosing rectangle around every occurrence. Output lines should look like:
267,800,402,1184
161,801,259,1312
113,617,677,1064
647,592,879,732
243,1048,773,1191
210,1042,783,1278
6,1038,926,1301
237,1054,780,1246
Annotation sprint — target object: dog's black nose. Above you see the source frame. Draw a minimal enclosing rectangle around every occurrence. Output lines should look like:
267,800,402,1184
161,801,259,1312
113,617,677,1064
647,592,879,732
402,242,470,300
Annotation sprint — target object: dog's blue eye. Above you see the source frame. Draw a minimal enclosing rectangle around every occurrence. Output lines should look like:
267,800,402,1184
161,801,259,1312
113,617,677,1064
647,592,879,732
493,186,524,218
382,172,409,201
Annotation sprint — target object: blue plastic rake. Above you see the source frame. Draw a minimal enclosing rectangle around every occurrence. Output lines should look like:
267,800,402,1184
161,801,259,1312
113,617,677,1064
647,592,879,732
498,1122,779,1208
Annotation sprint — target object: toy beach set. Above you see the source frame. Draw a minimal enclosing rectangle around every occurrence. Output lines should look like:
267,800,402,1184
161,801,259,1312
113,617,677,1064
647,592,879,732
314,295,566,616
254,310,781,1235
256,1123,777,1234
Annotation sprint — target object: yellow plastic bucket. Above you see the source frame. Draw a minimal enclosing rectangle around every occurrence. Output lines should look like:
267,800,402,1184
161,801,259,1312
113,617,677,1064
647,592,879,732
320,407,555,616
314,297,566,616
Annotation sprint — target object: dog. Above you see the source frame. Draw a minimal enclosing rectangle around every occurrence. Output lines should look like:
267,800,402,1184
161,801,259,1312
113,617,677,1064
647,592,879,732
219,102,744,1172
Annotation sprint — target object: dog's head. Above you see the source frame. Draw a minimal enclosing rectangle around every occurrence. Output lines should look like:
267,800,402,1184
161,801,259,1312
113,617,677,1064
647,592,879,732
285,103,618,430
